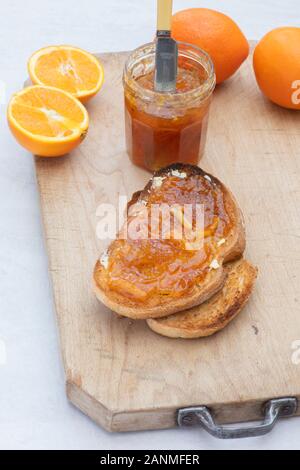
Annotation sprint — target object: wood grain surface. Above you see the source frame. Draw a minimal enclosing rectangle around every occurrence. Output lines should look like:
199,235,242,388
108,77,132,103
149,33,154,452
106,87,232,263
35,45,300,432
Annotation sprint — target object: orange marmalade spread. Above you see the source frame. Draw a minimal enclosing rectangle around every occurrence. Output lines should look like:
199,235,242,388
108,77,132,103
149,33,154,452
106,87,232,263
125,67,210,172
123,42,216,172
97,172,234,303
136,67,207,93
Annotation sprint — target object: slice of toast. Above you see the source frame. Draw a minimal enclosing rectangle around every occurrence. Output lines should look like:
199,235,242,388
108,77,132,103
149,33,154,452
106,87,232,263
93,164,246,320
147,259,258,338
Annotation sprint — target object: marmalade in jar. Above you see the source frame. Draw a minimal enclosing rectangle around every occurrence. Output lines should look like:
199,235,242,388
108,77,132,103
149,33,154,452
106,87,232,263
123,42,216,172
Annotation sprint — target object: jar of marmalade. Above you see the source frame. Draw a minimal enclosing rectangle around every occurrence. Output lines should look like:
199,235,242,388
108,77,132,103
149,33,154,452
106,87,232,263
123,42,216,172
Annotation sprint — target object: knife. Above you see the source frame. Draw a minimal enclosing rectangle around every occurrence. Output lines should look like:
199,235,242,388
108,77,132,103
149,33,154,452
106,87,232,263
154,0,178,93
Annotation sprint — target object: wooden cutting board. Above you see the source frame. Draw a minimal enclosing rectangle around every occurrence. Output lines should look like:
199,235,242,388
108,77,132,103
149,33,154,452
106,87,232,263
34,45,300,433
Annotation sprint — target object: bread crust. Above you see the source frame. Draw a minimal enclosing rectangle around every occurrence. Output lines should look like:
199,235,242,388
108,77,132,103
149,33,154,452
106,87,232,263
93,264,226,319
147,259,258,338
93,164,246,320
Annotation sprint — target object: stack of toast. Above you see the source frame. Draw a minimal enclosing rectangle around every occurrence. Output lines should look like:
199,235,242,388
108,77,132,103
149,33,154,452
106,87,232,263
93,164,257,339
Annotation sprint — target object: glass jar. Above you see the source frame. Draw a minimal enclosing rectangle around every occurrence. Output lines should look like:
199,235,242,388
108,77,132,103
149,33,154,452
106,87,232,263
123,41,216,172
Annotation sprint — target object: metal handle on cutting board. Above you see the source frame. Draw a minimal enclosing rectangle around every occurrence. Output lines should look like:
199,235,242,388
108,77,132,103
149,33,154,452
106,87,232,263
178,397,297,439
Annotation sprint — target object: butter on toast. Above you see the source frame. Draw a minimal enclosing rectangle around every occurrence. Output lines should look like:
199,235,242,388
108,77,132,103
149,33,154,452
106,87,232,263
147,259,258,338
93,164,246,320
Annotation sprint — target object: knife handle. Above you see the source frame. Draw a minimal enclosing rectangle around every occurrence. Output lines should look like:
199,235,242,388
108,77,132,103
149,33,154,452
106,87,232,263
157,0,173,32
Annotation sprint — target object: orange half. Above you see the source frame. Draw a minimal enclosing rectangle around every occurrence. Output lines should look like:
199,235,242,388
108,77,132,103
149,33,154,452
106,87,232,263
8,85,89,157
28,45,104,103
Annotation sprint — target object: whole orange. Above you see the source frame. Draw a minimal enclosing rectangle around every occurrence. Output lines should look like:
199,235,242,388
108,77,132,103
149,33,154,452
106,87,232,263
253,27,300,110
172,8,249,84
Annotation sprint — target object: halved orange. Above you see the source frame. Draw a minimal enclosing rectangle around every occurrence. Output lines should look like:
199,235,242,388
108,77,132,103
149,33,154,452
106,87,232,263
8,85,89,157
28,45,104,103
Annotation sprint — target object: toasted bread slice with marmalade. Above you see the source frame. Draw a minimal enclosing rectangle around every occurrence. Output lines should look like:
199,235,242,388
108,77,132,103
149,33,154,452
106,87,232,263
93,164,246,320
147,259,258,338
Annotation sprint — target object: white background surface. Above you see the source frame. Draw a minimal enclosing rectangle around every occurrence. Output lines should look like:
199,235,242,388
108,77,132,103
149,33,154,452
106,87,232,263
0,0,299,451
